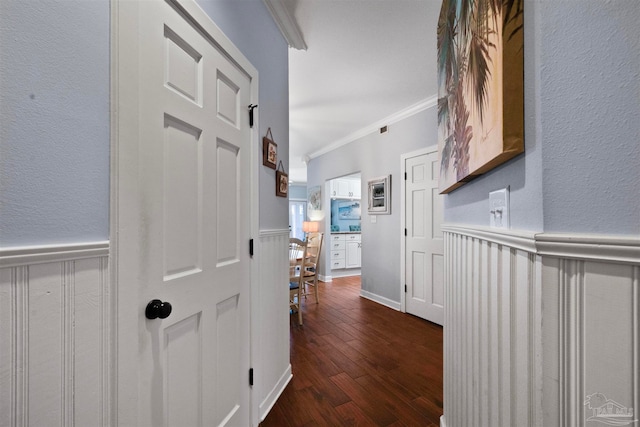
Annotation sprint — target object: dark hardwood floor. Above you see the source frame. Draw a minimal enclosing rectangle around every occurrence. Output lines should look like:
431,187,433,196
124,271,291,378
261,276,443,427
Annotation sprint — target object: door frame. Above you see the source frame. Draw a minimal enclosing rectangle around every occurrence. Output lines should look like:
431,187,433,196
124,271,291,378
110,0,260,424
399,145,438,313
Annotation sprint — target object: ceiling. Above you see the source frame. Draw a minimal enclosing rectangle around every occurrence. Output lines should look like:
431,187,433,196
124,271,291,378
283,0,442,183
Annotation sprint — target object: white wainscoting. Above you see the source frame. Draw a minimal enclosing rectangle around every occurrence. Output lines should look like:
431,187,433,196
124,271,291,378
441,225,640,427
0,242,111,427
442,227,543,427
542,258,640,427
255,229,292,423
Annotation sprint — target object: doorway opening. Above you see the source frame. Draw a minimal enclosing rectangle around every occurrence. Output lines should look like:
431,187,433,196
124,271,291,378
327,173,362,281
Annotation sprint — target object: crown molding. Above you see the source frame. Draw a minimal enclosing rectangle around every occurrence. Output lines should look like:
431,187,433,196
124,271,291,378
262,0,307,50
308,96,438,160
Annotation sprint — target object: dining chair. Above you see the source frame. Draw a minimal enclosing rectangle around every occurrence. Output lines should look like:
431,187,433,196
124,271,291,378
302,232,323,304
289,237,308,325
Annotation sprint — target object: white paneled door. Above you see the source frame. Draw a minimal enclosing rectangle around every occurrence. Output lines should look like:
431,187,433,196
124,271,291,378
117,1,254,425
404,150,444,325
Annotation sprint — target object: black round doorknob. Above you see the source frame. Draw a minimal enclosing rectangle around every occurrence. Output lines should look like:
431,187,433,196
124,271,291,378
145,299,172,319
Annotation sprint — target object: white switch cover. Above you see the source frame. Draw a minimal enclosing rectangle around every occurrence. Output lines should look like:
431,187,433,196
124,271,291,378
370,215,377,223
489,187,510,228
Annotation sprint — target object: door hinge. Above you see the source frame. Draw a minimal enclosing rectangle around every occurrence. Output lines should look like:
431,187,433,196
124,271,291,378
404,172,407,180
404,284,407,293
248,104,258,128
249,239,254,257
249,368,254,386
404,228,407,236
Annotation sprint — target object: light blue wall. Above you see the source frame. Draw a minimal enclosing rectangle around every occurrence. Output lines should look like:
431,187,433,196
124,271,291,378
0,0,110,247
443,0,543,232
444,0,640,236
196,0,290,230
308,108,437,303
0,0,289,248
289,184,307,200
539,0,639,235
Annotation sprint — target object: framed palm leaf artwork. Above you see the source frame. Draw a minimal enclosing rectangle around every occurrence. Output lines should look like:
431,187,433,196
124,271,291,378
437,0,524,193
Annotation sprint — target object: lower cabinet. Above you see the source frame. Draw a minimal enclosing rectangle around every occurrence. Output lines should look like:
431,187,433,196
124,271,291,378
330,233,361,270
345,239,361,268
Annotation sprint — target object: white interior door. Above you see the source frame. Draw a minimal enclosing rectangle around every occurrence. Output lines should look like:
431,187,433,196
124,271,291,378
405,150,444,325
121,1,253,425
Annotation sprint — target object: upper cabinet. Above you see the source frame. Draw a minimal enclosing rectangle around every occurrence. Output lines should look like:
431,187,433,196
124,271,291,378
330,177,361,199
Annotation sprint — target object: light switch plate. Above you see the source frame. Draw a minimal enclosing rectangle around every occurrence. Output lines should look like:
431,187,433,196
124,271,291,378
370,215,377,223
489,187,510,228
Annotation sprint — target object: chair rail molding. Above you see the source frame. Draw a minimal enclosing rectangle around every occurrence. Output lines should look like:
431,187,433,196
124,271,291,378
0,241,110,268
441,224,639,427
442,224,640,264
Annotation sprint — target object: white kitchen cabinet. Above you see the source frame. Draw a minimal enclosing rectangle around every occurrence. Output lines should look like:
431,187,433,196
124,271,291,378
351,181,361,199
330,234,346,269
330,233,361,270
345,234,361,268
330,178,361,199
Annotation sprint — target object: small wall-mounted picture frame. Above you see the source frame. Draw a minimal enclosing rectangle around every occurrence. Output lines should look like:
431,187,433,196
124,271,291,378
276,161,288,197
263,128,277,169
367,175,391,214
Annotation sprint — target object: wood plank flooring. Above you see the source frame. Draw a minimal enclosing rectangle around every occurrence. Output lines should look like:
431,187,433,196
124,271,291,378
261,276,443,427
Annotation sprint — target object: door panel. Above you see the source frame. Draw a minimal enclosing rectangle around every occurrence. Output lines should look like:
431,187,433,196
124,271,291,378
134,1,252,425
165,314,202,427
405,151,444,325
216,139,240,265
163,116,203,279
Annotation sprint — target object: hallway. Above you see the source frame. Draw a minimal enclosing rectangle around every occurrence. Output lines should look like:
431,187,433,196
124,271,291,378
262,276,443,426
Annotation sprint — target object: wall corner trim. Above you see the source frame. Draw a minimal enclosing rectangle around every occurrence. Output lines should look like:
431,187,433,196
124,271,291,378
0,241,110,268
441,224,640,264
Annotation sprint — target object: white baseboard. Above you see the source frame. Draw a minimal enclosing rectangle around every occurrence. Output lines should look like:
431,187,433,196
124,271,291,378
330,268,361,278
359,289,401,311
319,274,332,282
440,415,447,427
259,364,292,422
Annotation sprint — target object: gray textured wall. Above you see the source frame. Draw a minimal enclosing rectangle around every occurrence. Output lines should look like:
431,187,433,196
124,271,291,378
308,108,437,303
